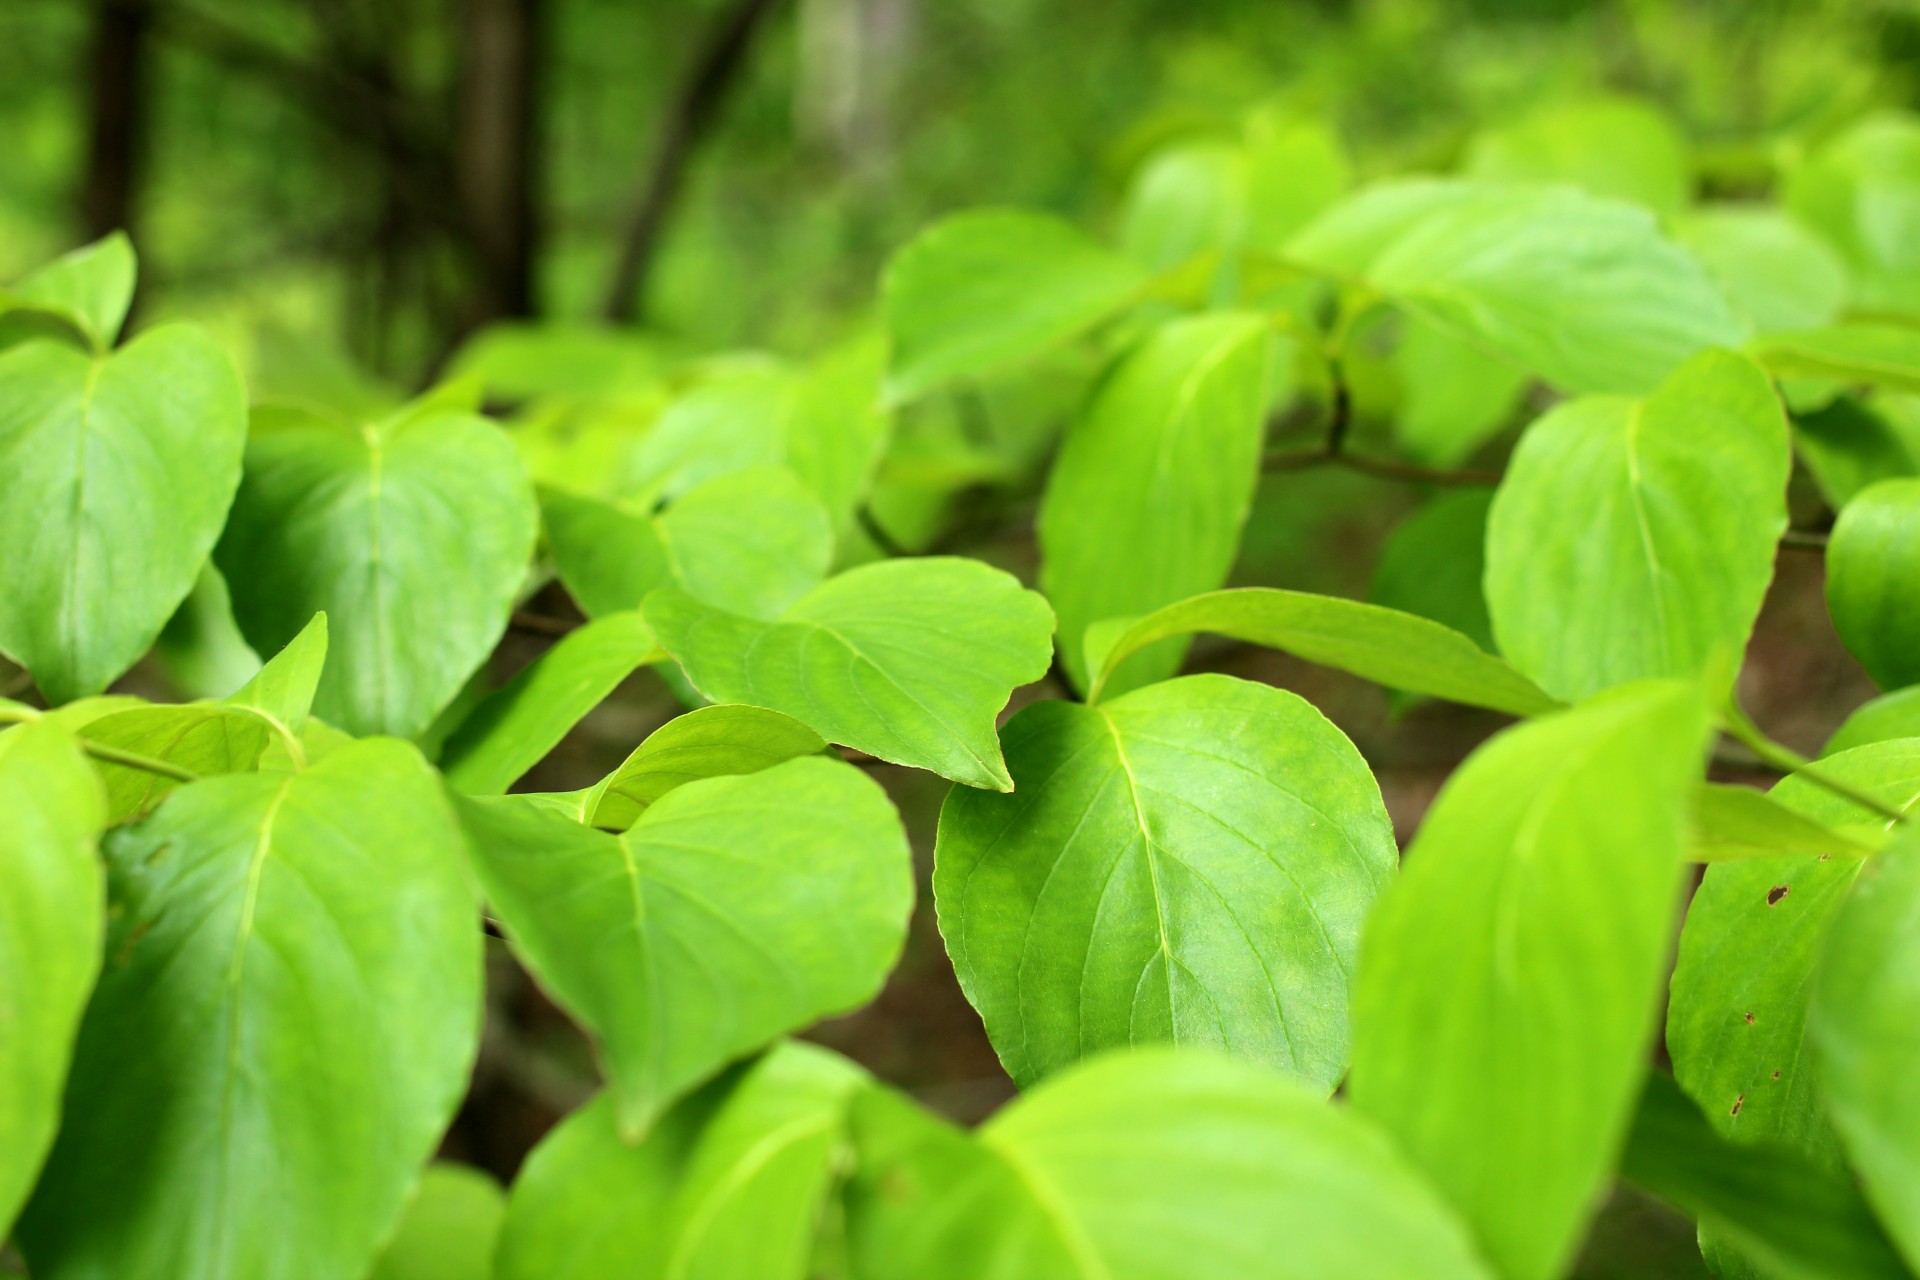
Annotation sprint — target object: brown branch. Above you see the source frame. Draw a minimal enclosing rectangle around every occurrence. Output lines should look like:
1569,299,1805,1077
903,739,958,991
510,610,581,637
856,504,911,558
602,0,785,323
1263,448,1503,487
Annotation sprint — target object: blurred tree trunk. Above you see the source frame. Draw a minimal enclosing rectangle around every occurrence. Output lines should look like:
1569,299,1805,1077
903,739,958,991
81,0,154,242
458,0,545,326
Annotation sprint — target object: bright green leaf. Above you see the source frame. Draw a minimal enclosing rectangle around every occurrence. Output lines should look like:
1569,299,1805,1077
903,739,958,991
1038,312,1273,696
581,703,825,831
460,756,911,1135
216,405,539,738
1794,394,1920,510
8,234,136,351
1825,686,1920,756
845,1047,1496,1280
1690,782,1877,863
1786,112,1920,319
222,611,328,741
1389,317,1528,466
0,721,105,1237
365,1164,505,1280
1485,349,1790,703
1808,828,1920,1270
1677,208,1848,335
1827,477,1920,690
19,738,482,1280
1349,681,1710,1280
1369,489,1498,654
0,325,247,703
1084,587,1557,715
644,557,1054,790
544,467,832,621
935,674,1395,1090
1464,97,1690,214
439,612,662,794
495,1042,866,1280
1753,324,1920,395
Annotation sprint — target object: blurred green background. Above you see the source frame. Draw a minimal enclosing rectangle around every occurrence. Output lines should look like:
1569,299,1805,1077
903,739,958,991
7,1,1918,1274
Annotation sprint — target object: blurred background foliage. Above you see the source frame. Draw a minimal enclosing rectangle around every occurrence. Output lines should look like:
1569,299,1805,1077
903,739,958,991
9,1,1920,1274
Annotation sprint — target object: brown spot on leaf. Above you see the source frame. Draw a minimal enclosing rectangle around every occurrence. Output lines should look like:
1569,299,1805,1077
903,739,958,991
1818,854,1833,862
1731,1093,1745,1116
1744,1012,1756,1024
1767,885,1789,906
1772,1071,1782,1080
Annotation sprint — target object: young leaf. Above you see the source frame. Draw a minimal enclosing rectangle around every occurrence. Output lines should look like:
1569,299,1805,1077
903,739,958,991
844,1048,1496,1280
1389,318,1528,466
644,558,1055,790
1083,587,1557,715
216,404,539,738
1368,489,1498,653
1786,113,1920,319
0,721,105,1237
1690,782,1877,863
7,233,137,351
1037,312,1273,696
0,325,247,702
1620,1073,1910,1280
1348,681,1710,1280
543,467,832,621
1485,349,1791,703
619,345,889,531
1825,685,1920,756
78,703,274,821
1753,324,1920,395
459,756,911,1136
883,209,1149,401
223,611,329,739
581,703,826,831
1668,740,1920,1275
494,1043,867,1280
365,1164,505,1280
935,674,1395,1091
1827,477,1920,691
1794,395,1920,510
1808,829,1920,1270
18,738,482,1280
438,612,663,795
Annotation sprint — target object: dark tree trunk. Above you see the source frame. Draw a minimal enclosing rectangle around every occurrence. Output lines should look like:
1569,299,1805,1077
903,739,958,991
458,0,545,326
81,0,154,242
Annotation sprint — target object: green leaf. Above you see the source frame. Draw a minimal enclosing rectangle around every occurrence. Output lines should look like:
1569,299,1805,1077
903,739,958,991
1620,1072,1911,1280
0,721,105,1237
365,1164,505,1280
222,611,329,740
644,558,1055,790
1827,477,1920,691
883,209,1150,401
581,703,826,831
1690,783,1877,863
543,467,832,621
438,612,662,794
0,325,247,702
1037,312,1273,696
1676,209,1848,335
1368,489,1497,654
216,404,539,738
1825,685,1920,755
19,737,482,1280
1083,587,1557,715
1463,97,1690,214
8,233,137,351
78,703,273,822
1389,317,1528,466
495,1042,866,1280
845,1047,1496,1280
154,564,264,701
1485,349,1790,703
619,345,889,529
935,673,1394,1090
1296,182,1744,394
1753,324,1920,395
1348,681,1710,1280
1808,828,1920,1270
459,756,911,1135
1668,740,1920,1259
448,322,663,402
1786,112,1920,319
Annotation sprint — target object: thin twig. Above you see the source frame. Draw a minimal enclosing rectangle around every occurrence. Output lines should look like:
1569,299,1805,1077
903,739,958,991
0,706,199,782
1262,447,1503,487
510,610,581,637
1780,529,1829,553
